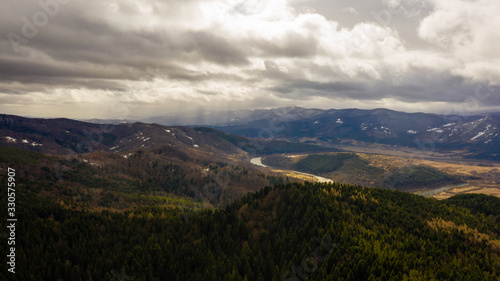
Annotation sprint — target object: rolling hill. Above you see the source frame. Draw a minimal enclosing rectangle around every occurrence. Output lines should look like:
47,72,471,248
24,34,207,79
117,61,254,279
0,114,333,207
0,114,332,157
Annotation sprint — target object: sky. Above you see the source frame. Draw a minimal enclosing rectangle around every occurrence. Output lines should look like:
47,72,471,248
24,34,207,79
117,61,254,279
1,0,499,120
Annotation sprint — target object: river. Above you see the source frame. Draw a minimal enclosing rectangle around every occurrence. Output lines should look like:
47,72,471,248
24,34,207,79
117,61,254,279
250,157,333,183
251,157,472,194
416,183,469,197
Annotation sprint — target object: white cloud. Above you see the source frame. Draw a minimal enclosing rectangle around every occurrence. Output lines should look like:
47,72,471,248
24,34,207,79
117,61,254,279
383,0,430,18
419,0,500,84
341,7,359,15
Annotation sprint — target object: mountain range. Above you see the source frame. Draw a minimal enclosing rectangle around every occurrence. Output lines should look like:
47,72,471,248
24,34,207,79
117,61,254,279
4,106,500,162
208,107,500,161
0,113,329,157
107,106,500,161
4,105,500,163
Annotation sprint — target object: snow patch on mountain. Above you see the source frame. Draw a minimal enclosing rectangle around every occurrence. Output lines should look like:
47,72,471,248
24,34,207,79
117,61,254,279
471,131,486,141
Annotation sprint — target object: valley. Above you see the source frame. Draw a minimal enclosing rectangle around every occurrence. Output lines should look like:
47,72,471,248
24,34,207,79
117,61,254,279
1,112,498,204
336,142,500,167
211,106,500,162
1,111,500,280
250,156,333,183
358,153,500,199
255,151,500,200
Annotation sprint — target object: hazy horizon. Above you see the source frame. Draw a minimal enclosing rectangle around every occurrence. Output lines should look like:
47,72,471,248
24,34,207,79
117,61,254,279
3,105,500,123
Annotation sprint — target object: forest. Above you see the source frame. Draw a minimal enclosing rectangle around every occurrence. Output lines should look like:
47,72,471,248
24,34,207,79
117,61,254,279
1,180,499,280
1,145,499,280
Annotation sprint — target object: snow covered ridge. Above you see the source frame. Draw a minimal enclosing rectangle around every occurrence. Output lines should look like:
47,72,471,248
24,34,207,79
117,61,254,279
122,153,133,159
348,114,499,145
470,131,486,141
360,122,370,131
469,124,496,142
5,136,42,146
375,126,391,135
426,128,444,133
419,116,499,144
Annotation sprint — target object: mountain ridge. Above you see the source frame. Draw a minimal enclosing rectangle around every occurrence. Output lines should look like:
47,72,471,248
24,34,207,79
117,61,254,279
0,113,331,157
3,106,500,161
208,107,500,161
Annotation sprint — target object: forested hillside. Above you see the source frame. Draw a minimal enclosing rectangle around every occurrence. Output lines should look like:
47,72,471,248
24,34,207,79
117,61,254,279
1,181,499,280
0,146,292,208
0,114,331,157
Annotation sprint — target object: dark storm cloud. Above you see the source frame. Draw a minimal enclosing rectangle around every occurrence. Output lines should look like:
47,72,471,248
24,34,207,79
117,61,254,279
266,64,499,110
0,0,499,118
0,1,250,87
249,31,319,58
0,56,142,81
271,80,366,95
186,31,250,65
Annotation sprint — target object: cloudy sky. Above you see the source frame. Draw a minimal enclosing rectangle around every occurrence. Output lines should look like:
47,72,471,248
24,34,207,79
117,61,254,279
1,0,499,119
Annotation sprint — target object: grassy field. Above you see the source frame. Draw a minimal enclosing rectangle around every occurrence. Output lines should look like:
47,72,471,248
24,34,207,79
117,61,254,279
357,153,500,199
433,185,500,199
337,143,500,167
260,151,500,199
